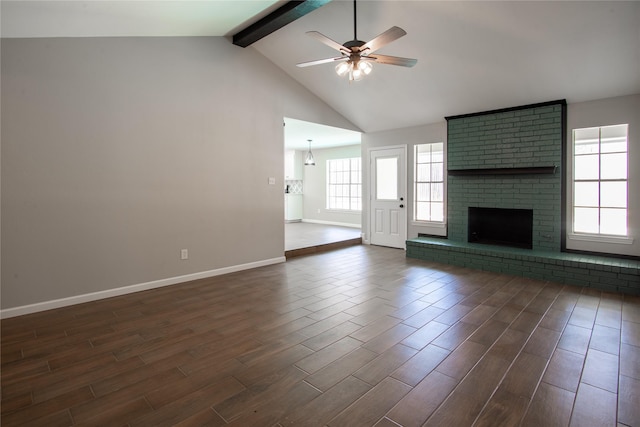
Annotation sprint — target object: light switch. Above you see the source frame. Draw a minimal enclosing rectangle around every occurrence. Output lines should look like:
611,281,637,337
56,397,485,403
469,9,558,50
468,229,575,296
268,177,276,185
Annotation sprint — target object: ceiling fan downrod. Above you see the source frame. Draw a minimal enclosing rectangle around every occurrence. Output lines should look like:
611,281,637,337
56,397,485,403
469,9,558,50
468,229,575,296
353,0,358,41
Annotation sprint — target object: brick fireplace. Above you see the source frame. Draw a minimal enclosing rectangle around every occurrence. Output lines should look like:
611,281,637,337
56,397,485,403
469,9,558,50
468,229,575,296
406,100,640,294
446,101,564,251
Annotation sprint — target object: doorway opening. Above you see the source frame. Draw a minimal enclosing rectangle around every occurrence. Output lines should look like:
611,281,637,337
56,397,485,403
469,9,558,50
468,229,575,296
283,117,362,257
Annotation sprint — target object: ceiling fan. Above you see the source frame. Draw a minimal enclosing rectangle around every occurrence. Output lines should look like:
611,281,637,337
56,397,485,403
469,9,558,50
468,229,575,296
296,0,417,81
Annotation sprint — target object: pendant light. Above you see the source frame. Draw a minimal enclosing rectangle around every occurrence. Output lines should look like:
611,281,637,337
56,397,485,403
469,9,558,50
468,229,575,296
304,139,315,166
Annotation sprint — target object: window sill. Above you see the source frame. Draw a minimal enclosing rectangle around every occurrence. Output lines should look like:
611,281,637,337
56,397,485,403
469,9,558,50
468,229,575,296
325,209,362,215
412,221,446,229
568,233,634,245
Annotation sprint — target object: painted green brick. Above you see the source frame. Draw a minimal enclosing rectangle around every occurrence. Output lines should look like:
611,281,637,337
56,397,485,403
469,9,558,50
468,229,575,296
423,102,631,295
598,276,622,286
406,237,639,295
618,273,640,283
596,283,620,293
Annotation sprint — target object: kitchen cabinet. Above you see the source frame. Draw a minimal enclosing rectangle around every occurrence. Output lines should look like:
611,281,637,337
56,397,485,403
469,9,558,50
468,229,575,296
284,150,303,180
285,194,303,221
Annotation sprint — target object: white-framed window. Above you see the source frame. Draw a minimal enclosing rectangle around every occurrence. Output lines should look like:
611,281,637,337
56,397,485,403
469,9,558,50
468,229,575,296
414,142,445,222
572,124,628,236
327,157,361,211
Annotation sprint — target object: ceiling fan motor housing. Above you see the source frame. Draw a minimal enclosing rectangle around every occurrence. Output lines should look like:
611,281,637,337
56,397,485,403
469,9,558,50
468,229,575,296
343,40,366,51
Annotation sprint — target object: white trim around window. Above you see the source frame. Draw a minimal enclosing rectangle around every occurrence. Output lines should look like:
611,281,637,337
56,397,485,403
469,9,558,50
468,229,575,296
571,124,629,239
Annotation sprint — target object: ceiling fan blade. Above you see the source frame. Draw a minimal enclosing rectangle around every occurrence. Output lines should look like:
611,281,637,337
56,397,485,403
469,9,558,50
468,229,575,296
296,57,348,68
360,26,407,54
369,54,417,67
306,31,351,54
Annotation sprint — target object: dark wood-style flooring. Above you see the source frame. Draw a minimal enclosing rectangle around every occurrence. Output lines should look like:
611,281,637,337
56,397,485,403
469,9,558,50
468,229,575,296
2,245,639,426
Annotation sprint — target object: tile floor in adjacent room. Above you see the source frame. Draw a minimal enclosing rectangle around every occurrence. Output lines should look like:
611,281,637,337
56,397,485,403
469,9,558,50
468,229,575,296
1,245,639,426
285,222,361,251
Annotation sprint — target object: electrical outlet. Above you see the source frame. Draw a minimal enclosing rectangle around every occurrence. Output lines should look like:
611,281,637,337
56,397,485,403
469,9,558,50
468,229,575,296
180,249,188,260
268,177,276,185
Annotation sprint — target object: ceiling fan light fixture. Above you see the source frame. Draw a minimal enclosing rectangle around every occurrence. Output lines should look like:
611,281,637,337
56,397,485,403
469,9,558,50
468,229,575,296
358,61,372,75
335,61,350,76
297,0,417,80
337,60,372,81
351,67,364,81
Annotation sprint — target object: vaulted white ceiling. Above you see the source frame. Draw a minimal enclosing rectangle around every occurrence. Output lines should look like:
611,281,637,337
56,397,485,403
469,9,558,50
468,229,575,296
0,1,282,38
255,0,640,133
3,0,639,137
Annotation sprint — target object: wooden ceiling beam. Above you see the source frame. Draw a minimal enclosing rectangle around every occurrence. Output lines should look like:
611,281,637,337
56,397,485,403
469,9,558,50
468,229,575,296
232,0,331,48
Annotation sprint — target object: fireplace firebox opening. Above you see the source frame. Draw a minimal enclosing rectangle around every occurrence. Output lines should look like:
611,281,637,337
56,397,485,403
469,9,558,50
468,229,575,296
468,207,533,249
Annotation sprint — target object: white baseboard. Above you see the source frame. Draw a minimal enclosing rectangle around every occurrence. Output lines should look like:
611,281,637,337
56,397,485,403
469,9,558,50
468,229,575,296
0,256,286,319
301,219,362,229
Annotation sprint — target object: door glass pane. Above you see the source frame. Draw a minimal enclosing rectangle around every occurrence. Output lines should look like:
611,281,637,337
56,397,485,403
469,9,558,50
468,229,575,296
574,155,599,180
574,181,598,207
377,157,398,200
600,208,627,235
600,182,627,208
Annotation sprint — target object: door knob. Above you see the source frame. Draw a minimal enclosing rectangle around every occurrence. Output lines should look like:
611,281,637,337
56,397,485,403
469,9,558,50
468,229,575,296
400,204,404,208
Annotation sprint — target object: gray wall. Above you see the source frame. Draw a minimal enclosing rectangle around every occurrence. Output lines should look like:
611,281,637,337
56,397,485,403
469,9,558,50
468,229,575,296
1,37,358,311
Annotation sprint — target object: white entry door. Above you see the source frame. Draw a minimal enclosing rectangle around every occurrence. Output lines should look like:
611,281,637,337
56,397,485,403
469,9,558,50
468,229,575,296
370,146,407,249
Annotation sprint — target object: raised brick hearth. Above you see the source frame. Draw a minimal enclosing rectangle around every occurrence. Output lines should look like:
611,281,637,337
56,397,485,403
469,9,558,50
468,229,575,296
407,100,640,294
